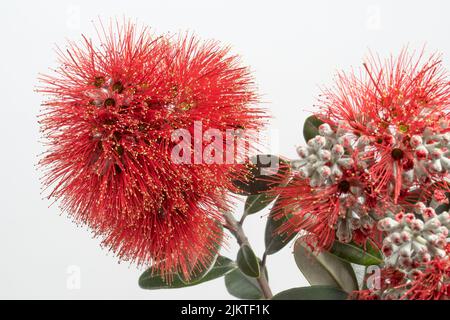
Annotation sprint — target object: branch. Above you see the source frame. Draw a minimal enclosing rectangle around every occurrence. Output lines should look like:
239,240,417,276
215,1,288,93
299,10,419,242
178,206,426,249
223,211,273,299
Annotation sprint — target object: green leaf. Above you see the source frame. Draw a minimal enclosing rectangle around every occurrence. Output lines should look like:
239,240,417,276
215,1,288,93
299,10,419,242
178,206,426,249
225,268,263,299
231,155,290,195
244,193,276,215
303,115,324,142
139,256,237,289
264,196,296,255
237,244,260,278
329,240,383,266
435,202,450,214
293,239,358,293
272,285,348,300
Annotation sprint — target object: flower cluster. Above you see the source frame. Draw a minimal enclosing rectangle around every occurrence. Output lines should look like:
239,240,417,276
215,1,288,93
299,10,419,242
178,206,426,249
354,203,450,299
38,21,264,281
379,203,450,269
274,50,450,299
276,123,376,249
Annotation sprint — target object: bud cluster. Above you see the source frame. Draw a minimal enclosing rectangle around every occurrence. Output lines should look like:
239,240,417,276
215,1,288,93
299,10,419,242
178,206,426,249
378,203,450,271
288,122,377,245
406,127,450,183
292,123,367,188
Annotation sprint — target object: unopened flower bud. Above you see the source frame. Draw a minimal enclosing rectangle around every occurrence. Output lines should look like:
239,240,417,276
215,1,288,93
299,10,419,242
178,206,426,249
421,252,431,263
423,217,440,230
337,158,354,169
438,226,449,237
424,127,434,137
402,170,414,183
435,236,447,248
410,269,423,279
400,231,411,242
296,146,309,158
431,159,443,172
336,218,352,243
398,256,412,268
415,146,428,160
317,165,331,178
424,233,439,244
409,219,424,232
435,248,447,258
412,241,428,255
440,156,450,170
310,176,321,188
416,202,427,210
410,135,423,147
399,246,412,258
291,159,303,170
422,207,436,220
431,149,443,160
382,243,394,257
309,135,326,149
307,154,319,163
338,136,352,147
318,149,332,161
318,123,333,136
390,232,402,245
331,144,345,158
438,211,450,226
298,167,310,179
441,132,450,143
404,213,415,224
378,218,399,232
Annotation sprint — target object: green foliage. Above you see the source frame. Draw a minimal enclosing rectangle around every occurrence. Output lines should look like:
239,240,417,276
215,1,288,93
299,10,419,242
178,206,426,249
237,244,260,277
303,115,324,142
272,285,348,300
139,256,237,289
293,239,358,293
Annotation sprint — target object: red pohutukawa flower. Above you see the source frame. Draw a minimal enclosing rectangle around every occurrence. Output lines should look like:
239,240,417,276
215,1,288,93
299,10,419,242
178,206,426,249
38,21,264,280
273,123,380,251
273,49,450,299
318,49,450,203
354,245,450,300
274,50,450,254
274,174,378,251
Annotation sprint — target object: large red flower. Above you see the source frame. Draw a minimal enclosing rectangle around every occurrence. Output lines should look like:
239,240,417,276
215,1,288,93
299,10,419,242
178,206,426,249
38,21,264,280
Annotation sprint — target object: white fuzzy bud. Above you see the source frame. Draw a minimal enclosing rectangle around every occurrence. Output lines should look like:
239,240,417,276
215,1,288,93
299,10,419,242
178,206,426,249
331,144,345,158
296,146,309,158
378,218,399,232
440,156,450,170
318,149,332,161
337,158,354,169
410,135,423,148
317,165,331,178
430,159,443,172
318,123,333,136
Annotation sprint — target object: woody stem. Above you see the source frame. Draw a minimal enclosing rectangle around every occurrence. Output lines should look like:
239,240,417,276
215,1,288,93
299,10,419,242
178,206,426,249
223,211,273,299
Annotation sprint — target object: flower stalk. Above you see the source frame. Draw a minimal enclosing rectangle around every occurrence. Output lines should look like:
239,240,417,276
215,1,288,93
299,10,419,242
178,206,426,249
223,211,273,299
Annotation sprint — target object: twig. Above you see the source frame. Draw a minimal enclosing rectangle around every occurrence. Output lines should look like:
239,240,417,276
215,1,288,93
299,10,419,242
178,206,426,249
223,211,273,299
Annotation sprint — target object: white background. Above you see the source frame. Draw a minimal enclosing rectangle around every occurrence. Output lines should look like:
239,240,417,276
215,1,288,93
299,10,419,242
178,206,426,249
1,0,450,299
